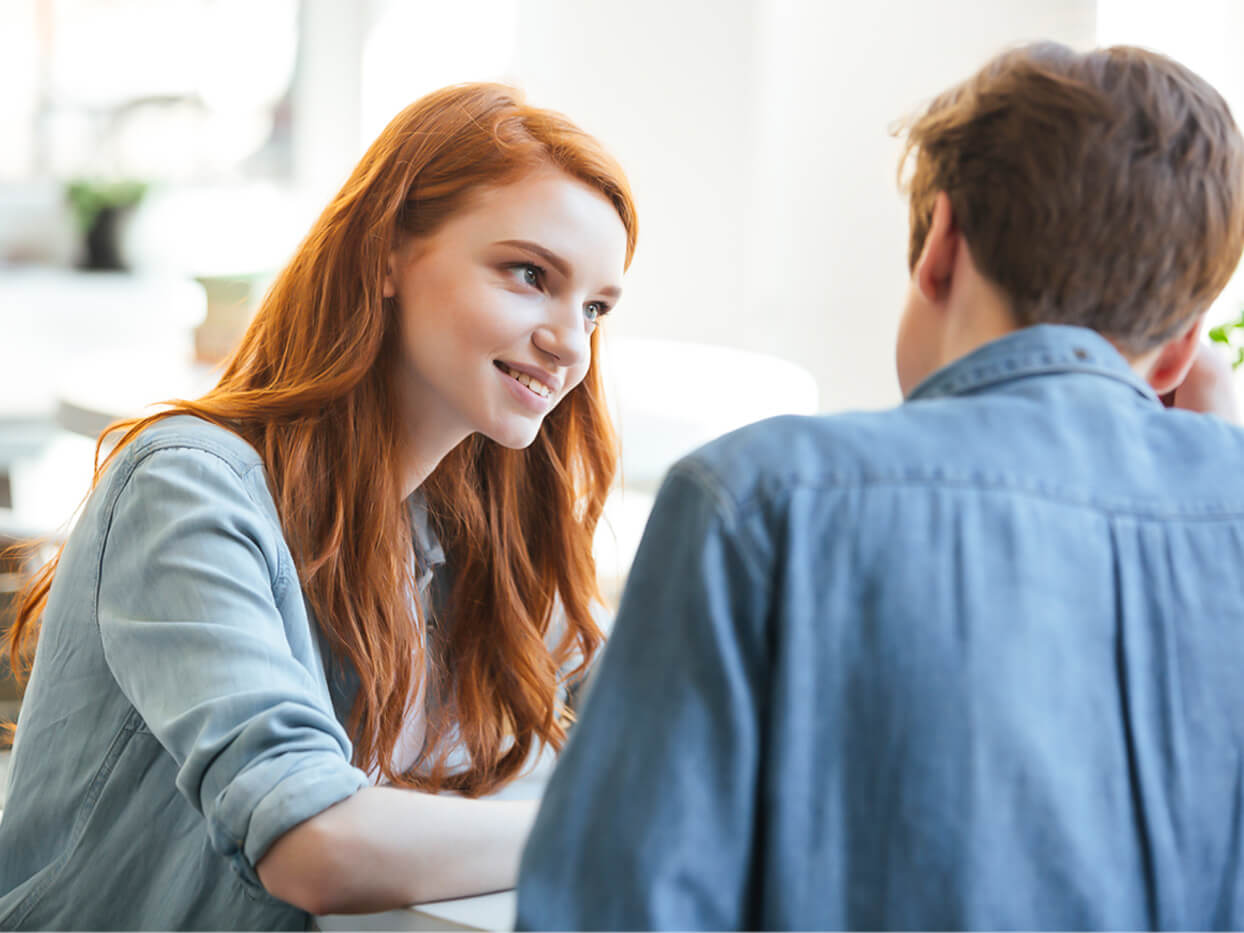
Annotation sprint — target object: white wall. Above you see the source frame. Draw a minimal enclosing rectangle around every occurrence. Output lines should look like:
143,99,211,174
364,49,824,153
291,0,370,201
500,0,1096,411
742,0,1096,411
295,0,1101,412
509,0,760,358
23,1,1244,413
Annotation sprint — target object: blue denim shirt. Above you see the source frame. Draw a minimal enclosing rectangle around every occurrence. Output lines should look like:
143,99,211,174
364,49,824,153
517,325,1244,930
0,415,438,930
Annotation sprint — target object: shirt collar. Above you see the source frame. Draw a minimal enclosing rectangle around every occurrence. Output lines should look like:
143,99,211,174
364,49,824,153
408,490,446,569
906,324,1159,404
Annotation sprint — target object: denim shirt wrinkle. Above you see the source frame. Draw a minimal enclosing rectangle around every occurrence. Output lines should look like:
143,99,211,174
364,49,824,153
0,415,388,931
518,325,1244,930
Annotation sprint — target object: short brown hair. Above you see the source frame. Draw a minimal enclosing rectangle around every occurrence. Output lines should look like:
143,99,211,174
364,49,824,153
899,42,1244,354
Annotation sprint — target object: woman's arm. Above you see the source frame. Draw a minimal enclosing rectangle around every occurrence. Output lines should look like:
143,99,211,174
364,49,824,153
257,788,538,915
97,439,538,916
96,441,537,914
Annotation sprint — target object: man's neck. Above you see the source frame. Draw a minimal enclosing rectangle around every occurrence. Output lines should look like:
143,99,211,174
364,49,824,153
938,277,1019,375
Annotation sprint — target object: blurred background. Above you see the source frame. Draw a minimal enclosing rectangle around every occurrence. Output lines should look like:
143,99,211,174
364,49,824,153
2,0,1244,690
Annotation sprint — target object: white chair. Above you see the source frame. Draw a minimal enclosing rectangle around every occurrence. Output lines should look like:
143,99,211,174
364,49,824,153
593,336,820,603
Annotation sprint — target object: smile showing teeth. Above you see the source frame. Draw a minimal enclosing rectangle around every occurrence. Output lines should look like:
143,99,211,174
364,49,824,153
497,362,552,399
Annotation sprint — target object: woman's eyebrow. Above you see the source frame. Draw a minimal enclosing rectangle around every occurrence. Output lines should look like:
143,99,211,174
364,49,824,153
495,238,622,299
495,239,570,277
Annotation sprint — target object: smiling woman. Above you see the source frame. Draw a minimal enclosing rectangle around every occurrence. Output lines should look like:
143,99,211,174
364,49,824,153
0,83,637,929
386,171,627,462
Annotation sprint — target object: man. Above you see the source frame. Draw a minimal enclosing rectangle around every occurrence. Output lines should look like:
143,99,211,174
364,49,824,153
516,42,1244,930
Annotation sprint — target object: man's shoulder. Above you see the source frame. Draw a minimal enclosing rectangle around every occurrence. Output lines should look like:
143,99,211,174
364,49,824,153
674,391,1244,521
692,402,959,467
671,406,940,505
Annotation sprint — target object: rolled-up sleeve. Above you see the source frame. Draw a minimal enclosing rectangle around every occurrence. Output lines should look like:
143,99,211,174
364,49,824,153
96,445,369,888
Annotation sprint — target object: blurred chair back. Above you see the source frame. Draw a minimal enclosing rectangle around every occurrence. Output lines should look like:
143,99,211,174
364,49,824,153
593,336,820,606
0,433,94,733
600,335,820,491
0,512,42,731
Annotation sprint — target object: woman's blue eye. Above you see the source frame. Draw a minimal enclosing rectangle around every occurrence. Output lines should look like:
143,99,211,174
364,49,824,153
510,262,543,288
584,302,607,324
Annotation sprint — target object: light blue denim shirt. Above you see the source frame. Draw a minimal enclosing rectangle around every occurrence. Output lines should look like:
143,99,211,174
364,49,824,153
0,415,446,930
518,325,1244,930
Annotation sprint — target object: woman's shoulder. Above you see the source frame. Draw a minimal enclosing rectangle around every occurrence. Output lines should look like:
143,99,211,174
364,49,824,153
95,414,278,526
122,413,265,475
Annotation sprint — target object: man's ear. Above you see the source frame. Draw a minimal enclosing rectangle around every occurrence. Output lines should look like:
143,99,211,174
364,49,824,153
1145,314,1203,396
914,192,959,304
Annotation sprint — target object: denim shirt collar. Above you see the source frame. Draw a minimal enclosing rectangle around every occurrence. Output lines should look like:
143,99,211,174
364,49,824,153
906,324,1159,404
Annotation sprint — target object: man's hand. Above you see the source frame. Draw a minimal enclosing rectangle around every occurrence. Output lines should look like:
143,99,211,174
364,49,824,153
1165,343,1240,422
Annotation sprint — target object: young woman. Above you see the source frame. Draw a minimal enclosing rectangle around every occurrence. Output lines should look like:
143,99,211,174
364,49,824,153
0,82,636,929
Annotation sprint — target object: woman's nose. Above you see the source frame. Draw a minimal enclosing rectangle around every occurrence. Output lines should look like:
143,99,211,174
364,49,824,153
532,305,589,366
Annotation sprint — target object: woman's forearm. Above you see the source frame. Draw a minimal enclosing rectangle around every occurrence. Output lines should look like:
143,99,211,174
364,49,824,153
256,786,538,915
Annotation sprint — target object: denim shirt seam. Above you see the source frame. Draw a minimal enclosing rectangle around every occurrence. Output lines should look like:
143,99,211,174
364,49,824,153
91,445,288,637
127,424,260,467
914,360,1155,402
239,460,295,600
669,459,773,585
727,471,1244,522
1,710,146,929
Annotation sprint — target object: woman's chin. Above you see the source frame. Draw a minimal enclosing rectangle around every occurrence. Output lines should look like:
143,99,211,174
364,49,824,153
483,422,542,450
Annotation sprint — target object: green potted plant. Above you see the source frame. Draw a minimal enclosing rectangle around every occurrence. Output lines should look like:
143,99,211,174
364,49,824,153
1208,307,1244,370
65,178,148,271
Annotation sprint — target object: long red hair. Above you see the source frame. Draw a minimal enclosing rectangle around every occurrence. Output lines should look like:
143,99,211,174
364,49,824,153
5,83,638,796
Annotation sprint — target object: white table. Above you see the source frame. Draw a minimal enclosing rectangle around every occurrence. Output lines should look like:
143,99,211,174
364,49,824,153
318,890,516,932
0,267,205,424
0,266,207,531
54,355,221,440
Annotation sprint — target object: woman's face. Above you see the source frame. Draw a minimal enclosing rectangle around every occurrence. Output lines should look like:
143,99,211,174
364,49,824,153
386,169,627,465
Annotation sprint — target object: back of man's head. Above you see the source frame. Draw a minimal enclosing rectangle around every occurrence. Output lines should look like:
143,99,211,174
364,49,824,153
900,42,1244,355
